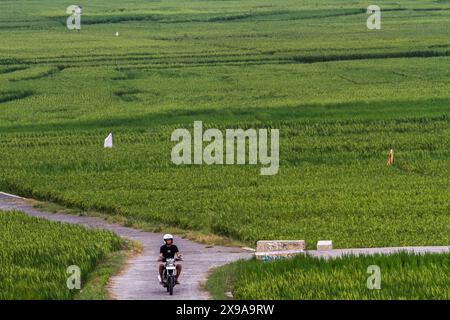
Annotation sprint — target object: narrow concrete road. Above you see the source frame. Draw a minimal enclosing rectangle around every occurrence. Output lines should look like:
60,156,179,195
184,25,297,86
0,192,252,300
306,246,449,259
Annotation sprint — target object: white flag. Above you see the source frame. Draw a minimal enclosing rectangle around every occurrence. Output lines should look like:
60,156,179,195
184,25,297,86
104,133,113,148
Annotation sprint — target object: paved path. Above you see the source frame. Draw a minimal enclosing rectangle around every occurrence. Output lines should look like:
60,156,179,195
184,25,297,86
0,192,252,300
306,246,449,259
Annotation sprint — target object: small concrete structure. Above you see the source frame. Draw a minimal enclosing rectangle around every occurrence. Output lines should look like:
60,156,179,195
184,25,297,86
255,240,305,260
317,240,333,251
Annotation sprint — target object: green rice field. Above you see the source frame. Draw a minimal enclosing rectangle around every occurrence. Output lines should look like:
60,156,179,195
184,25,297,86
0,0,449,249
207,253,450,300
0,211,122,299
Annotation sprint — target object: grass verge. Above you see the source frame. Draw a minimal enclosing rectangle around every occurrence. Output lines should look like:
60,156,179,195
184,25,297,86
31,200,246,248
75,239,141,300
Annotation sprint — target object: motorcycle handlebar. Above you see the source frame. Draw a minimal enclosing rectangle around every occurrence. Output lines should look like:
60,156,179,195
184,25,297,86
158,257,183,262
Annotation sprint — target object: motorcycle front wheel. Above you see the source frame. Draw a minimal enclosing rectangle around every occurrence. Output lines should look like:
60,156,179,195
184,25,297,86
168,277,174,295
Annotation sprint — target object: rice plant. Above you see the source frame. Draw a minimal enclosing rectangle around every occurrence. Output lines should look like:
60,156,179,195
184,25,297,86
208,253,450,300
0,0,448,248
0,211,122,299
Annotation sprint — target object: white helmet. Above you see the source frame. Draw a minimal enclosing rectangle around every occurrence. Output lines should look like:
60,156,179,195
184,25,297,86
163,234,173,241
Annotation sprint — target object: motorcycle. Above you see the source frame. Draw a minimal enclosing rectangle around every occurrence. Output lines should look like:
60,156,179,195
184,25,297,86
159,257,182,295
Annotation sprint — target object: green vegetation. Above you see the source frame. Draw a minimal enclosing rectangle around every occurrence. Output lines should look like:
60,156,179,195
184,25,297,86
0,211,123,299
207,253,450,299
74,240,139,300
32,201,244,246
0,0,449,249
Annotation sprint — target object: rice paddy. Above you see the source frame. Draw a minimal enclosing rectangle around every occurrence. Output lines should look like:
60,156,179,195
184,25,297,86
0,0,449,299
0,211,122,299
207,253,450,299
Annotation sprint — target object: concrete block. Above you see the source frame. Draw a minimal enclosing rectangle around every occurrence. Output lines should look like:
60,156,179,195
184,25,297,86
255,249,305,261
317,240,333,251
256,240,306,253
256,240,305,260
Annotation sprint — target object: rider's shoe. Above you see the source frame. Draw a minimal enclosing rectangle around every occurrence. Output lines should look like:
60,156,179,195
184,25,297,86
175,280,180,285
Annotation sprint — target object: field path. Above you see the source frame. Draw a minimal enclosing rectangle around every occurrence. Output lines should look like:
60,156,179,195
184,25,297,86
0,192,252,300
306,246,449,259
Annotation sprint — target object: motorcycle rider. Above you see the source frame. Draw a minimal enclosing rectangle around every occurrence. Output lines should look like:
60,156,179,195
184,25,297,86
159,234,182,285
